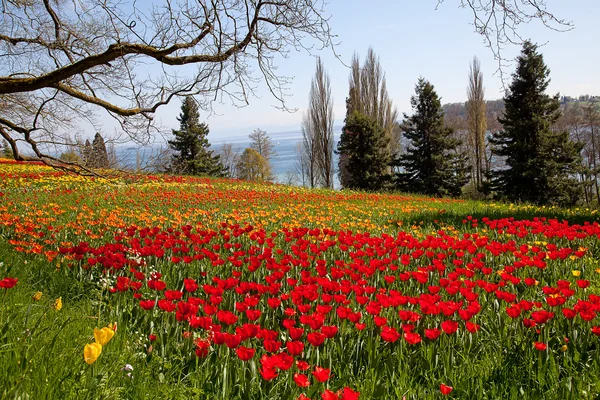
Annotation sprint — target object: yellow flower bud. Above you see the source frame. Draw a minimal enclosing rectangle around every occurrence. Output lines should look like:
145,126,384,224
572,270,581,277
561,345,568,352
32,291,42,301
53,297,62,311
84,342,102,365
94,327,115,346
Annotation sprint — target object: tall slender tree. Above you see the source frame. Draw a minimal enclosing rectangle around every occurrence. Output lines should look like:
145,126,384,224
394,78,470,197
92,133,110,168
467,56,487,190
302,57,334,188
168,96,226,176
490,41,582,205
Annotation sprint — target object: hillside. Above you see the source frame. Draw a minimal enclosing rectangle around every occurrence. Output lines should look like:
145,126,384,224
1,159,599,399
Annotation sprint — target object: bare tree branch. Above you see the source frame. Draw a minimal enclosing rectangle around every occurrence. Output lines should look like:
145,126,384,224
0,0,334,172
437,0,573,85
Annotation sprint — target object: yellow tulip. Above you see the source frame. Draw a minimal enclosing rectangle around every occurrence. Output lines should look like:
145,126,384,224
84,342,102,365
32,291,42,301
572,270,581,277
94,327,115,346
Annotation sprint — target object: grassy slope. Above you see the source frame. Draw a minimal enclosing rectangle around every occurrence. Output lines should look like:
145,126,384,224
0,161,599,399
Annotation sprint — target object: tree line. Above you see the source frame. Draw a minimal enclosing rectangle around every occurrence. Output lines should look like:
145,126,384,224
166,40,593,207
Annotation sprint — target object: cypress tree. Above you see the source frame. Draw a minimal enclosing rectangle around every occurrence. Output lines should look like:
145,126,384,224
394,78,469,197
168,96,226,176
336,111,390,191
92,133,110,168
490,41,582,205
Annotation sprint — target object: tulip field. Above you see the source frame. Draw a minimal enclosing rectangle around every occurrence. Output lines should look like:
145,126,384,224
1,159,600,399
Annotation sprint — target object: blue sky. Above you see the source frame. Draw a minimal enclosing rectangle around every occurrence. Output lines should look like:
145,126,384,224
147,1,600,142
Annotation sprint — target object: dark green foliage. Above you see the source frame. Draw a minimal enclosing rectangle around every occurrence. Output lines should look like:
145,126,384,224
336,111,390,191
490,41,583,206
82,135,110,168
59,151,81,164
394,78,470,197
92,132,109,168
1,139,13,158
168,96,226,176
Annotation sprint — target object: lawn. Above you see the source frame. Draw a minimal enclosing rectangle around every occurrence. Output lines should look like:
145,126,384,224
0,158,599,399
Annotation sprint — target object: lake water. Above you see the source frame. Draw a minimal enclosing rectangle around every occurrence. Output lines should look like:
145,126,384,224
116,128,342,187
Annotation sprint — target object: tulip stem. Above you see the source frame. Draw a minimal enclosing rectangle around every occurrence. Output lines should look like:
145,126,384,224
0,289,7,326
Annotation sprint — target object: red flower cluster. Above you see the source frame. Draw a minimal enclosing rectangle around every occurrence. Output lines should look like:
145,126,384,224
51,218,600,393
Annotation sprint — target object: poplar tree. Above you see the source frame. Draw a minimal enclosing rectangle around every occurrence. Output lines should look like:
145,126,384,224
490,41,582,205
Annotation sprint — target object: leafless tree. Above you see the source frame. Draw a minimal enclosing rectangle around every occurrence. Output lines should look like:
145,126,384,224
438,0,573,83
467,56,487,189
295,141,310,187
301,113,317,188
217,143,241,179
347,49,399,154
302,56,334,188
582,103,600,204
249,129,275,162
0,0,333,173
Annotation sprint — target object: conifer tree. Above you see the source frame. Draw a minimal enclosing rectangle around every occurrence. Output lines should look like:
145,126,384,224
83,140,94,167
168,96,226,176
490,41,582,205
336,111,390,191
394,78,469,197
92,132,110,168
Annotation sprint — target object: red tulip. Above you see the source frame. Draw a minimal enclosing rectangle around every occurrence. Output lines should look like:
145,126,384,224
260,366,278,380
440,384,453,395
380,326,401,343
293,373,310,387
312,366,331,382
183,278,198,292
307,332,325,347
0,277,18,289
340,387,360,400
534,342,547,351
296,360,310,371
441,320,459,335
403,332,422,345
236,346,255,361
466,321,480,333
321,390,338,400
139,299,156,310
286,341,304,356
